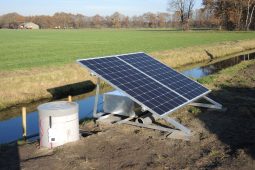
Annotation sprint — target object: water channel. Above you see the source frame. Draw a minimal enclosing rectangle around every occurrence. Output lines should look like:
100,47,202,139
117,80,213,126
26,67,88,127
0,51,254,144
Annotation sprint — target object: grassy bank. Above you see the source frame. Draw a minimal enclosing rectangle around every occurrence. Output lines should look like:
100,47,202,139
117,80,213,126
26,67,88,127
0,40,255,109
0,29,255,111
152,39,255,67
198,59,255,89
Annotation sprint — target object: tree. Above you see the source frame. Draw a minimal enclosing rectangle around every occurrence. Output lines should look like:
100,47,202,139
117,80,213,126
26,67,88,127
74,14,87,28
92,14,104,28
168,0,195,30
143,12,158,28
203,0,255,30
131,15,144,27
110,12,124,28
245,0,255,30
158,13,170,28
123,16,130,28
0,13,24,28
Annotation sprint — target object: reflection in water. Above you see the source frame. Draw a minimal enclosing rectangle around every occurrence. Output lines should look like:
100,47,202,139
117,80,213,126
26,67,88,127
0,95,103,144
182,52,255,79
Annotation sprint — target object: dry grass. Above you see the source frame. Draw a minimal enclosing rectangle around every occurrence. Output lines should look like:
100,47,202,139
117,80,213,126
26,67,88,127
1,39,255,110
0,64,95,110
151,39,255,68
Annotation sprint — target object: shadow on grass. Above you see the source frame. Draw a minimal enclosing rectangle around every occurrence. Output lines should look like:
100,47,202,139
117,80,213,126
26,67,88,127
136,29,182,32
47,80,95,99
198,86,255,158
0,143,20,169
136,28,217,32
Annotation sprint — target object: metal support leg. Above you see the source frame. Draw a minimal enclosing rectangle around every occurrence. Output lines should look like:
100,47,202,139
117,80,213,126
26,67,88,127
189,96,222,110
162,117,191,135
93,77,100,118
116,113,191,136
123,121,175,133
117,116,136,124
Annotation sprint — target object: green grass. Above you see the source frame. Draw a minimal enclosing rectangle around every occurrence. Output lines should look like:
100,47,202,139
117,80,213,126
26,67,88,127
0,29,255,70
198,60,255,87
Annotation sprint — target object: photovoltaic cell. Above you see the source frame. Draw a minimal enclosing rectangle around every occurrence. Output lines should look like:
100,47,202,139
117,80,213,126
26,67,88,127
118,53,209,100
78,52,210,116
79,57,187,115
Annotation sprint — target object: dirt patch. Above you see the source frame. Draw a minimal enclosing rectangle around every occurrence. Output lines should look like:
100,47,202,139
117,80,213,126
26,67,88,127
1,114,254,170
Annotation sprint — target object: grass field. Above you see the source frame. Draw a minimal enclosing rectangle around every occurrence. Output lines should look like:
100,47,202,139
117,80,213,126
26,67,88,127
1,29,255,70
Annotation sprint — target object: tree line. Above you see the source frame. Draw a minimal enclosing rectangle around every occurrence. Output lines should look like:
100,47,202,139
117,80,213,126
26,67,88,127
202,0,255,30
168,0,255,30
0,11,218,29
0,0,254,30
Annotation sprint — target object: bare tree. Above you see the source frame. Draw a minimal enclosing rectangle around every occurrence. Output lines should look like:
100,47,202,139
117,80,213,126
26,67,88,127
245,0,255,30
131,15,144,27
168,0,195,30
123,16,130,28
92,14,103,28
0,13,24,28
110,12,124,28
143,12,157,28
158,13,169,28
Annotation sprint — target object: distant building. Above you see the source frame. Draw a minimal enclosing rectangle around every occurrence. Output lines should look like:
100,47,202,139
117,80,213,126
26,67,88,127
19,22,39,29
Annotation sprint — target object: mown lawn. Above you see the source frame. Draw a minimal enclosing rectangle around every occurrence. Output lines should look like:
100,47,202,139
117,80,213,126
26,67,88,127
0,29,255,70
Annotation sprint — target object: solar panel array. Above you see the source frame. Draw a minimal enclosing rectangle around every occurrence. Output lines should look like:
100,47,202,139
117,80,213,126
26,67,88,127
118,53,209,100
78,52,210,116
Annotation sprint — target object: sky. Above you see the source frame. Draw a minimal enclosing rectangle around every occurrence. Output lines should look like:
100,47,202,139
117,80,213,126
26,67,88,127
0,0,202,16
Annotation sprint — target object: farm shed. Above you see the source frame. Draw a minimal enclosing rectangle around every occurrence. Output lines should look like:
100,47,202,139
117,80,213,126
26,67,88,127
19,22,39,29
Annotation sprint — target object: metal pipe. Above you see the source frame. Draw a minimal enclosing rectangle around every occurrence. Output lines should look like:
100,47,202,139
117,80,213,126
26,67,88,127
162,117,191,135
93,77,100,118
123,121,175,133
203,96,222,108
189,103,222,109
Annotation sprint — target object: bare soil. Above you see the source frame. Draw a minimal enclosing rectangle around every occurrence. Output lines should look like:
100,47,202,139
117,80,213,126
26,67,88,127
1,62,255,170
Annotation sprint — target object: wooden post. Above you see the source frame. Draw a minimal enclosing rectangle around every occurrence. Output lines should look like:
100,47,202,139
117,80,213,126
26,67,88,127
68,95,72,102
22,107,27,140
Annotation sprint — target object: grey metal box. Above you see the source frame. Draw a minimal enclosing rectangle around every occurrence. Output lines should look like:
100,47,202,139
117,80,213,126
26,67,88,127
103,90,134,116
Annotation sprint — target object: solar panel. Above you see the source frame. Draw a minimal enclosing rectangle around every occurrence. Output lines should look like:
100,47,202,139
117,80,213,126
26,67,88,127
118,53,209,100
79,57,187,115
78,52,210,117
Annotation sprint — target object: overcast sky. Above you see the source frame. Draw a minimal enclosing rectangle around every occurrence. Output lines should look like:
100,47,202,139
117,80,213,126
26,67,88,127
0,0,203,16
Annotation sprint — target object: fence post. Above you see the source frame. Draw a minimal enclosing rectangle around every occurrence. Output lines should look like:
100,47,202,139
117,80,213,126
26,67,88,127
68,95,72,102
22,107,27,140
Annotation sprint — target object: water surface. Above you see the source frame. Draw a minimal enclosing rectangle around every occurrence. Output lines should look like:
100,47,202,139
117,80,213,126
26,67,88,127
182,52,255,79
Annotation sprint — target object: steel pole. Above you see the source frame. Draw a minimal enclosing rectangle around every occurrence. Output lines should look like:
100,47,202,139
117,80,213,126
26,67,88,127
93,77,100,118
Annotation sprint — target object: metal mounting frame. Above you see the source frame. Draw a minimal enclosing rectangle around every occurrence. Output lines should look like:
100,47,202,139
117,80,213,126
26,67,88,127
188,96,222,110
120,116,191,135
91,76,223,140
92,76,104,118
91,75,193,136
